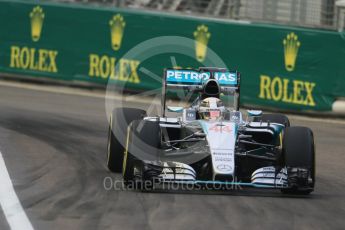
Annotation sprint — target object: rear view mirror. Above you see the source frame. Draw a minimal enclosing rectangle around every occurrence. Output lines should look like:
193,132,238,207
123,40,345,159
247,110,262,117
167,106,184,113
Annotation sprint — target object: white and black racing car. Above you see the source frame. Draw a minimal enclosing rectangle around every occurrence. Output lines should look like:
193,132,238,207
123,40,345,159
107,67,315,194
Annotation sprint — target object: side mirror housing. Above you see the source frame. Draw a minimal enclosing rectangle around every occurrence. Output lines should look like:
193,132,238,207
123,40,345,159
247,110,262,117
167,106,184,113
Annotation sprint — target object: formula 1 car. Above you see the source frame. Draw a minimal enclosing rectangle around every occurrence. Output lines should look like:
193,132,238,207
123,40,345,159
107,67,315,194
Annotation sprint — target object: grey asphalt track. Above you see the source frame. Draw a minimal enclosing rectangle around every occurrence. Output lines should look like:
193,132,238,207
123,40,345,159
0,82,344,230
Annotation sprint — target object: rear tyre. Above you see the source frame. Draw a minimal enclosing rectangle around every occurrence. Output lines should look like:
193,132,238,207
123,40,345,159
254,114,290,127
281,127,315,195
107,108,146,173
123,120,160,187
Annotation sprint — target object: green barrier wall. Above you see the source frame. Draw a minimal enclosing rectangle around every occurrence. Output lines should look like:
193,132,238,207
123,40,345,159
0,0,344,111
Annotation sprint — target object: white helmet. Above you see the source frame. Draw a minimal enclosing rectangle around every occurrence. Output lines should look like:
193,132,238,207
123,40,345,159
199,97,224,120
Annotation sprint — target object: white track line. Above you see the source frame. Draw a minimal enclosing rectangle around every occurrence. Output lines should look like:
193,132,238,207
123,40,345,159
0,151,34,230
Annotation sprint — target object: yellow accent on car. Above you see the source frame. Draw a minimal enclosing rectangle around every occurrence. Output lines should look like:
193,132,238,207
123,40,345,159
279,132,283,148
122,125,131,176
106,115,112,166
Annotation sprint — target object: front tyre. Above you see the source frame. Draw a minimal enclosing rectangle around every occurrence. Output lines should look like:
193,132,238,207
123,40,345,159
123,120,161,186
281,127,315,195
107,108,146,173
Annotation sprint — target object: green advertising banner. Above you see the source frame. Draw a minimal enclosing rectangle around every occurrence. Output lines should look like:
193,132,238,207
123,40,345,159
0,0,344,111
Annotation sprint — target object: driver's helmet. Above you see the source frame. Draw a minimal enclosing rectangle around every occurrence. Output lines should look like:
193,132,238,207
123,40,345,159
199,97,225,120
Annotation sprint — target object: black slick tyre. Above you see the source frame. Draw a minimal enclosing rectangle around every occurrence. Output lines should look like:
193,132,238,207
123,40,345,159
107,108,146,172
281,127,315,195
123,120,160,186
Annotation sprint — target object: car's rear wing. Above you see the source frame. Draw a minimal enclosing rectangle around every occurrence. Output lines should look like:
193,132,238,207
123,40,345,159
164,68,239,91
161,68,241,117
